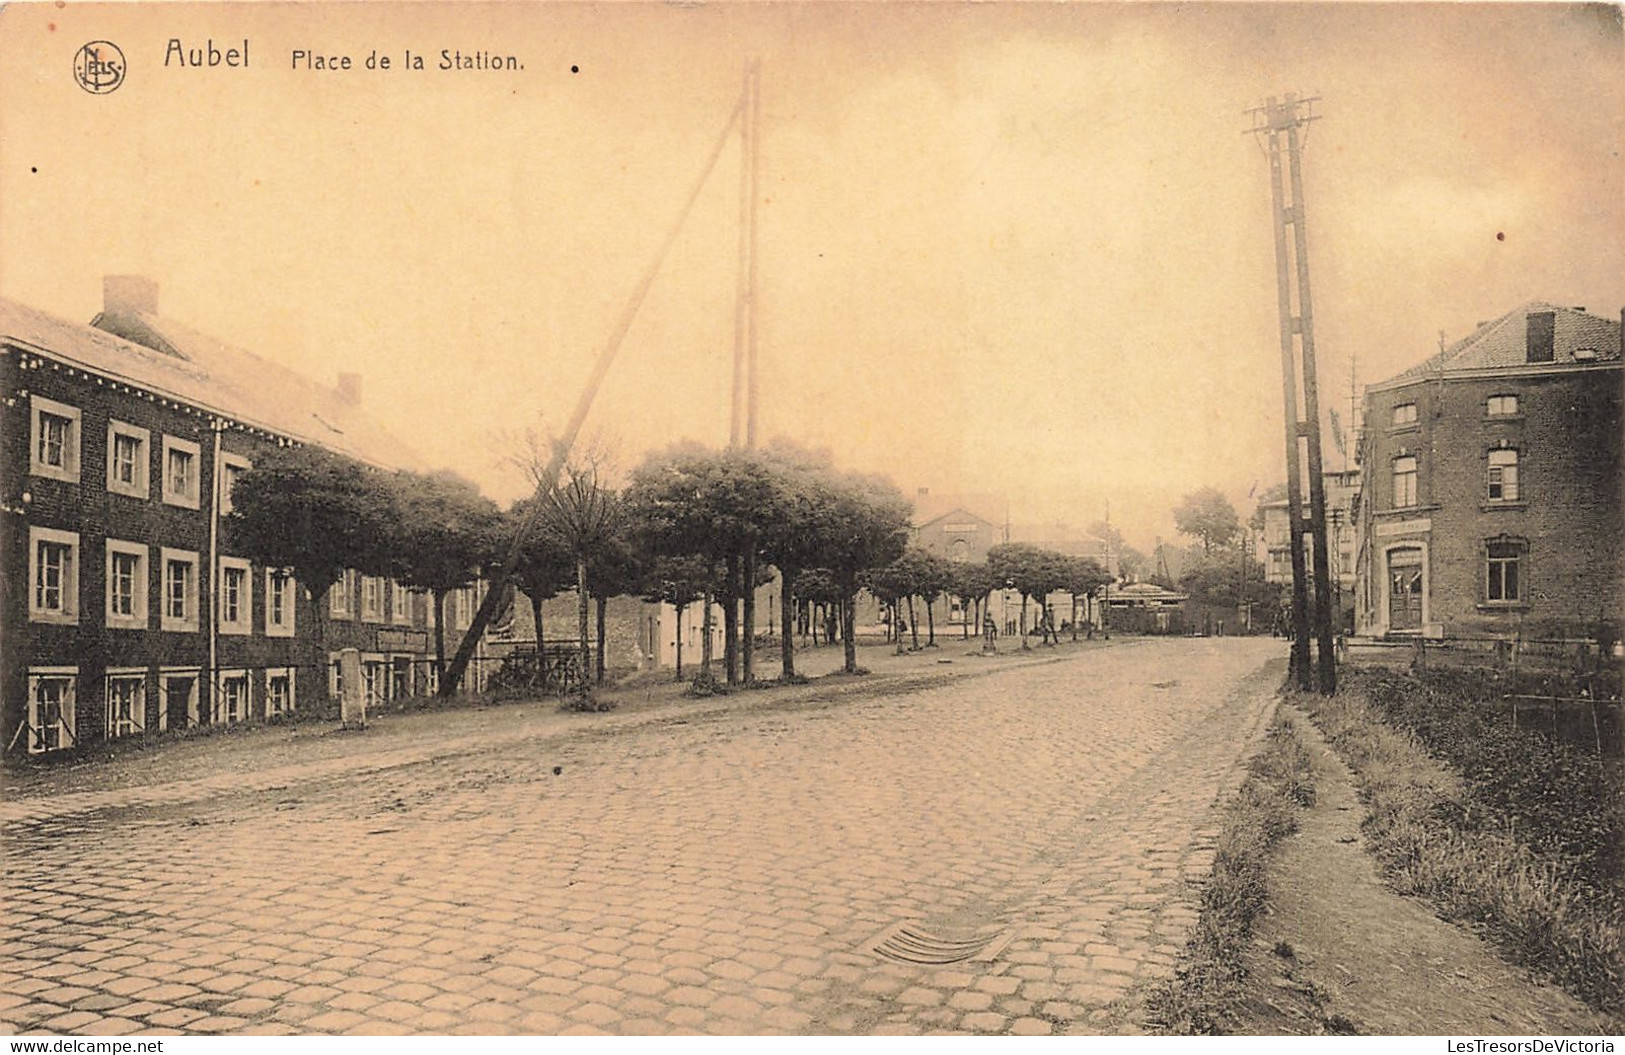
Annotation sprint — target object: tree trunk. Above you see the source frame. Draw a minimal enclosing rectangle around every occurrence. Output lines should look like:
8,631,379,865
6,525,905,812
595,594,607,685
1020,595,1031,650
926,598,936,646
434,588,449,681
842,591,858,673
742,546,757,684
575,558,590,692
722,554,739,686
530,590,545,647
673,602,686,680
908,596,920,650
700,585,715,674
1071,595,1079,642
779,570,798,680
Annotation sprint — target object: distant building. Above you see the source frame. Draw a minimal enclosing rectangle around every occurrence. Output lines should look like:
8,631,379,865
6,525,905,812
911,488,1008,565
1258,468,1361,628
1352,302,1622,640
2,278,453,756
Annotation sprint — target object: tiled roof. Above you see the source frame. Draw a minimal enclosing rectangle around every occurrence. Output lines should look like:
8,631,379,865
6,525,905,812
1378,302,1621,388
0,297,423,471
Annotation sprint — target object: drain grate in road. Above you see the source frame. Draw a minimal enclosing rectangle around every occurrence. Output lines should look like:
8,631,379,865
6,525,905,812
865,922,1019,966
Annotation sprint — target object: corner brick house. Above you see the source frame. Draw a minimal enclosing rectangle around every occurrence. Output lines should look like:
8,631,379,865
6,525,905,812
1353,302,1623,641
1,277,466,756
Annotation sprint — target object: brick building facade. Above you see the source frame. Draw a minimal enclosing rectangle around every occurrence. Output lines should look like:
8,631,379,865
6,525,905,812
2,279,456,756
1353,302,1622,641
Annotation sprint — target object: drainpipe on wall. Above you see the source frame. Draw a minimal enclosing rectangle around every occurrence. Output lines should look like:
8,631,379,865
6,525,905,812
207,419,224,721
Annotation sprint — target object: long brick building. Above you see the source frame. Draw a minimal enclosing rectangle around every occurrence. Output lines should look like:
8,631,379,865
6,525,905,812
2,278,467,756
1353,302,1623,641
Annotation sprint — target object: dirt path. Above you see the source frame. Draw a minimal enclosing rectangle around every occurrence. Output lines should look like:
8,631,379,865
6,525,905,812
1230,703,1619,1036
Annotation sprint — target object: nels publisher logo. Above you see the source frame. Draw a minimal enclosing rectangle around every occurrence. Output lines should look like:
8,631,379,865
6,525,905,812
73,40,126,94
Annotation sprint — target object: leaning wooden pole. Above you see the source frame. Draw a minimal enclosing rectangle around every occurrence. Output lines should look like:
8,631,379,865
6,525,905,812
1259,96,1313,691
440,88,747,696
1286,114,1338,695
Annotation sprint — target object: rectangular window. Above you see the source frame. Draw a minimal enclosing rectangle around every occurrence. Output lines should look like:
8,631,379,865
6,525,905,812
328,653,344,701
1486,541,1524,603
105,540,149,629
214,671,251,725
106,422,151,498
30,395,81,482
26,670,77,754
329,569,356,619
266,569,296,637
160,670,200,732
161,548,200,632
1486,394,1519,417
161,436,202,508
361,576,385,623
219,453,251,515
1392,456,1418,508
30,527,80,624
1391,403,1418,427
219,557,252,635
362,659,386,707
105,672,147,739
1487,449,1520,502
390,580,413,625
266,668,295,717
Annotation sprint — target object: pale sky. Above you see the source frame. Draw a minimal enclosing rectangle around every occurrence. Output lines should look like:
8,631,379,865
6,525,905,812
3,2,1621,552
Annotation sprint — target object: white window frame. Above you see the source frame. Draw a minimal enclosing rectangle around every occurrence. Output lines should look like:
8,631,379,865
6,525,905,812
29,526,80,625
1486,394,1519,417
1392,455,1418,509
161,435,202,509
160,547,201,632
106,420,151,499
1391,402,1418,427
265,667,296,717
29,395,81,482
104,539,150,630
1485,539,1526,605
328,652,344,701
219,452,251,515
265,568,297,637
329,569,356,620
361,655,387,707
218,556,253,636
361,575,386,623
105,669,147,740
24,667,77,754
1487,448,1520,503
390,580,413,626
159,667,201,732
213,669,252,725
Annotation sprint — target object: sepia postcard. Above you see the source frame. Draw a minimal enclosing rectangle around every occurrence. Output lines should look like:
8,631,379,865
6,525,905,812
0,1,1620,1043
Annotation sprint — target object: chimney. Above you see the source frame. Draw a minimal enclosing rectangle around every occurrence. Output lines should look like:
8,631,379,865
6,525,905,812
103,275,159,316
336,372,362,405
1526,310,1555,363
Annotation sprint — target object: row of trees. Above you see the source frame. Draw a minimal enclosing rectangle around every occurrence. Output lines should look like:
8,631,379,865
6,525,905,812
226,438,920,695
228,438,1134,698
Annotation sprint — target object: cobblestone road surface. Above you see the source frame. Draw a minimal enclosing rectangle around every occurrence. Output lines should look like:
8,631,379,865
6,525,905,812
1,638,1283,1036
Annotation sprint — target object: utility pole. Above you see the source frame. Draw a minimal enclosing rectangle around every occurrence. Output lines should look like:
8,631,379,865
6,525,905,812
1250,93,1337,694
731,59,762,682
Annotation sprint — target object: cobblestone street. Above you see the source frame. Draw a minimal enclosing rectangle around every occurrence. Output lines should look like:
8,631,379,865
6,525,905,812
1,637,1284,1036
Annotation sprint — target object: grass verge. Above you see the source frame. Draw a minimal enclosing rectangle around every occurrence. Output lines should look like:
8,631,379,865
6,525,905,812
1147,708,1316,1034
1293,670,1623,1016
